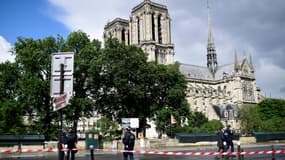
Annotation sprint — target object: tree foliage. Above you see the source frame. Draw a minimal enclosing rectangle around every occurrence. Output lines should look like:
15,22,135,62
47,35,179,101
0,31,101,139
0,62,23,133
12,37,59,138
257,98,285,131
239,104,260,135
88,38,189,135
200,119,223,133
0,31,216,139
239,99,285,134
61,31,101,132
96,116,120,140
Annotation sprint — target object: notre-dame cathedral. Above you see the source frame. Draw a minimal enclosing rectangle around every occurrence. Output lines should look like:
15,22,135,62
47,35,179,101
103,0,263,130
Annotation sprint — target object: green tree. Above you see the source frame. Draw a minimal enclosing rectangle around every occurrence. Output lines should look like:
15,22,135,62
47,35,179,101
257,98,285,131
200,119,223,133
88,38,189,136
155,108,181,137
187,112,208,128
0,62,24,133
96,116,119,140
239,104,260,135
62,31,101,132
13,37,59,139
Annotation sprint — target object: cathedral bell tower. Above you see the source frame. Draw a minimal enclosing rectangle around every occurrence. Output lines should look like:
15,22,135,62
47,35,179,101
130,0,174,64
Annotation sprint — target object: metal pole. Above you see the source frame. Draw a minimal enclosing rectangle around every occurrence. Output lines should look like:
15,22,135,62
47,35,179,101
241,148,244,160
90,145,94,160
58,63,65,160
237,141,241,160
272,145,276,160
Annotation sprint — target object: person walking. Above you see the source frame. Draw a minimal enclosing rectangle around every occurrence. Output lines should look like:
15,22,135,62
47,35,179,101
122,126,135,160
217,127,225,152
65,127,78,160
224,125,234,152
58,130,67,160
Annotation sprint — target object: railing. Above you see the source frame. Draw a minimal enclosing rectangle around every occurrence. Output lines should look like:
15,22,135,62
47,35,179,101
252,132,285,142
175,133,239,143
0,135,45,149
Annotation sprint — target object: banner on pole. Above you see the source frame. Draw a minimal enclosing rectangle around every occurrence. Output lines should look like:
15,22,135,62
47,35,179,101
171,114,177,124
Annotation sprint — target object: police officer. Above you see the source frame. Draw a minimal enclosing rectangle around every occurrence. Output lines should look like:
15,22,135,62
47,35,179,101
58,130,67,160
224,125,234,152
65,127,78,160
217,127,225,152
122,126,135,160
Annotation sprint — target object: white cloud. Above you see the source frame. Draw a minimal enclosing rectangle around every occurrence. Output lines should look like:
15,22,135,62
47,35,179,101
255,58,285,99
47,0,141,41
46,0,285,99
0,35,14,63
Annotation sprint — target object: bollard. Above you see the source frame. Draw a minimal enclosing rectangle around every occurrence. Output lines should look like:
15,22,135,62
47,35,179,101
64,144,68,159
90,145,94,160
237,141,241,160
272,145,276,160
241,148,244,160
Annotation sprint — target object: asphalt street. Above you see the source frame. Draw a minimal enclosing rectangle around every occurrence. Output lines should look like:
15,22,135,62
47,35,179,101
0,144,284,160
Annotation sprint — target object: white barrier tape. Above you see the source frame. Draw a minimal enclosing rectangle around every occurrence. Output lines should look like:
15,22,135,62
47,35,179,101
1,147,285,156
94,148,285,156
0,148,57,153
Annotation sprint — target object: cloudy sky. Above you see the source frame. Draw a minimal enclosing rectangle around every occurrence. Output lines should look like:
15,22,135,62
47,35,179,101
0,0,285,99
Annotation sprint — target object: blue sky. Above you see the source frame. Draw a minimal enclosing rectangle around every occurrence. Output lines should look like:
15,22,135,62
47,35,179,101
0,0,68,44
0,0,285,99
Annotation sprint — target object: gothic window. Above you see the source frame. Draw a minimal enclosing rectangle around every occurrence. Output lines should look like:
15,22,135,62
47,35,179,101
127,31,130,45
196,89,199,94
242,80,255,102
152,13,155,41
234,111,238,118
158,15,162,44
155,49,158,63
122,28,125,42
227,91,231,96
224,110,228,118
137,17,140,44
103,33,107,39
218,86,221,95
223,86,227,95
161,53,166,64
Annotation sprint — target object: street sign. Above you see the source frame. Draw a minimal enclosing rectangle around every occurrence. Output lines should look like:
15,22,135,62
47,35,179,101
50,52,74,111
121,118,139,129
53,94,67,111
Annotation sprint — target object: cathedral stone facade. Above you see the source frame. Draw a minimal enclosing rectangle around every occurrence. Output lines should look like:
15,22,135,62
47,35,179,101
103,0,262,131
104,0,174,65
179,7,262,129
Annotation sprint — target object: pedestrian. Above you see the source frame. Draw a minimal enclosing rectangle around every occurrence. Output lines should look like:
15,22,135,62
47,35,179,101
58,130,66,160
65,127,78,160
122,126,135,160
224,125,234,152
217,126,225,152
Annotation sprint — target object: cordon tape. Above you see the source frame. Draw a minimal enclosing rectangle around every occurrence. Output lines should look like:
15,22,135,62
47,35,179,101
0,148,285,156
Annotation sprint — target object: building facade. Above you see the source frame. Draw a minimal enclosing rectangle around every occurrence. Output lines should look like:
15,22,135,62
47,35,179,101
179,7,262,129
101,0,262,134
104,0,174,65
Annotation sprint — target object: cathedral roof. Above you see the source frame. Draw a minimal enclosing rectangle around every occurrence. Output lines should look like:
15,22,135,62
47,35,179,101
104,18,129,29
132,0,167,13
179,63,236,80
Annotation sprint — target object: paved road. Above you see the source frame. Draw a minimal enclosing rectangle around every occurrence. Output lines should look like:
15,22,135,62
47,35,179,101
1,144,284,160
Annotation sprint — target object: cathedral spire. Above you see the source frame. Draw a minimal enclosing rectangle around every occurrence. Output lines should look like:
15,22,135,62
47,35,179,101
234,49,239,72
206,1,218,76
249,53,254,70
